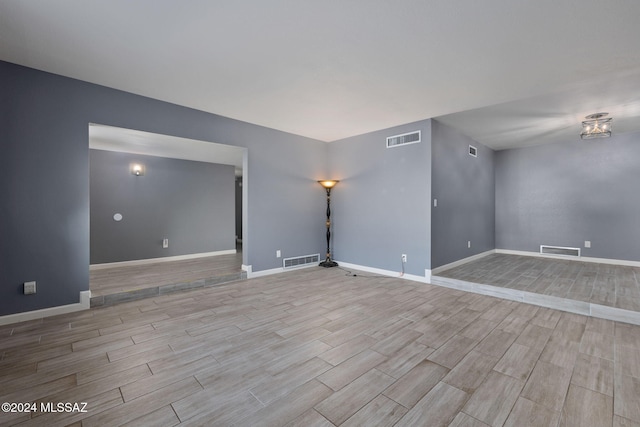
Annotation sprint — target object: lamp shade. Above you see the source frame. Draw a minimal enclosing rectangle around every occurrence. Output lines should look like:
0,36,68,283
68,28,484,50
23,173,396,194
318,180,339,189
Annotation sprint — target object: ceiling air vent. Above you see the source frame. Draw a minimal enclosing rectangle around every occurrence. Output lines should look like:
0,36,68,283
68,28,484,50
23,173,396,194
387,131,421,148
283,253,320,269
540,245,580,257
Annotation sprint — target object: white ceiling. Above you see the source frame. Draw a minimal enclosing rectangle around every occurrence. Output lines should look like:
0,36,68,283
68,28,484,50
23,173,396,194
3,1,640,149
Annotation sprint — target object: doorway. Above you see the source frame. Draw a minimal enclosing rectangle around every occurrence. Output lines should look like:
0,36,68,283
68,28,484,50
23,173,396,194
88,124,247,306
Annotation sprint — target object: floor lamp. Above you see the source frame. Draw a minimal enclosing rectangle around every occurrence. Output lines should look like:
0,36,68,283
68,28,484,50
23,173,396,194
318,180,339,268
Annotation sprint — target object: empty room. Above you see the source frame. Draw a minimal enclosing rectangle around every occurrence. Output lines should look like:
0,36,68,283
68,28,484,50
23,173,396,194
2,1,640,426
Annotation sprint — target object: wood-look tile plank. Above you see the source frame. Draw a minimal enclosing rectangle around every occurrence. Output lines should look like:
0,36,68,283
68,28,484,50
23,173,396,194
474,329,518,359
449,412,491,427
442,350,499,394
369,328,422,357
539,335,581,369
18,389,123,427
515,323,553,351
315,369,396,425
316,349,386,391
376,341,434,379
172,389,263,426
317,334,377,366
121,405,180,427
580,330,615,360
427,334,478,369
615,374,640,423
614,415,640,427
520,360,572,412
251,357,333,404
266,339,333,375
503,397,560,427
383,360,449,408
82,377,202,426
120,356,217,402
459,319,499,341
237,380,332,427
571,353,614,396
284,409,335,427
493,343,541,381
615,344,640,380
560,384,613,427
462,370,525,427
341,394,408,427
394,382,468,427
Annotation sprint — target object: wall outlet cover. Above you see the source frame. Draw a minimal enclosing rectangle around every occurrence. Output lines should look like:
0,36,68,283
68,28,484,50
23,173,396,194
24,281,36,295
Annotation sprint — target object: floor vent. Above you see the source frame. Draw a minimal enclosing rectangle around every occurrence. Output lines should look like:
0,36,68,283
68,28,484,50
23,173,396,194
540,245,580,257
387,130,421,148
283,253,320,269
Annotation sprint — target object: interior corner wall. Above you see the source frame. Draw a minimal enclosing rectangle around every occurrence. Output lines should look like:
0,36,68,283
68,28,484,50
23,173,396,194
90,150,235,264
495,131,640,261
0,60,326,316
430,121,495,269
327,120,432,275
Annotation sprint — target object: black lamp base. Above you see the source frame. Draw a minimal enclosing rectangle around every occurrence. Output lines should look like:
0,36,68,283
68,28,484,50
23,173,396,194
319,259,339,268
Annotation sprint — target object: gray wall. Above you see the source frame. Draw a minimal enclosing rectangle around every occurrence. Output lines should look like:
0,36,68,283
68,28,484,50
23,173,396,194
431,120,495,268
328,120,432,274
90,150,235,264
0,60,326,316
496,131,640,261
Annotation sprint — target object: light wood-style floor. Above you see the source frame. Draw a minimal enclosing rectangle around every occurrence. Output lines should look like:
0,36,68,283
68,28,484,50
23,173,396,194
436,253,640,312
2,266,640,426
89,251,244,306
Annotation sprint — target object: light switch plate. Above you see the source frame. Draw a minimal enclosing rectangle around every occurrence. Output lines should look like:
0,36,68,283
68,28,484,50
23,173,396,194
24,281,36,295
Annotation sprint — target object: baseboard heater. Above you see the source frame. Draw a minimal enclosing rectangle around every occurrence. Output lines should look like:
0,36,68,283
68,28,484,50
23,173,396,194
540,245,580,257
283,253,320,269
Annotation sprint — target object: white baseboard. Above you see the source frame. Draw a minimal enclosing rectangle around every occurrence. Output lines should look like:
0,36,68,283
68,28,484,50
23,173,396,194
90,249,237,270
335,261,430,284
431,250,495,275
245,262,320,279
0,290,91,326
496,249,640,268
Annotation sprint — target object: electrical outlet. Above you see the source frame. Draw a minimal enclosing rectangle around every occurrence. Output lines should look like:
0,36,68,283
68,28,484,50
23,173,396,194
24,281,36,295
162,238,169,248
276,250,281,258
585,241,591,248
467,241,471,248
433,199,438,207
401,254,407,263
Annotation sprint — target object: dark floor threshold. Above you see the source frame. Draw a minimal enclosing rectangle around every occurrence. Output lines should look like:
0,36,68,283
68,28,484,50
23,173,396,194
90,271,247,307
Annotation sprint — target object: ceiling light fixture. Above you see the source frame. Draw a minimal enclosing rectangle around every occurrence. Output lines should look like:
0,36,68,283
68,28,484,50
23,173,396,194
580,112,612,140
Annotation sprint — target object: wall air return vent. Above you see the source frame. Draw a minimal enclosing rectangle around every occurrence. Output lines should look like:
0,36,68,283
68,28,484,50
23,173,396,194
386,130,421,148
540,245,580,257
283,253,320,269
469,145,478,157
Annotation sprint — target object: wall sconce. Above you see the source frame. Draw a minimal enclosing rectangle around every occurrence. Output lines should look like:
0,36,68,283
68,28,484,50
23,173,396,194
131,163,145,176
318,180,339,267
